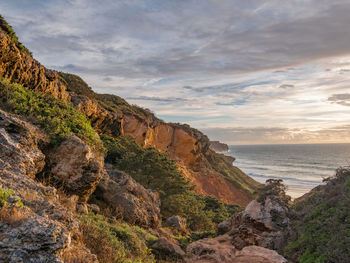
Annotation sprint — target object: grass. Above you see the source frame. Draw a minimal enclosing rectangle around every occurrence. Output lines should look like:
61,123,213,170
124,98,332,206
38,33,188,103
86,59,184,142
79,212,156,263
0,78,102,149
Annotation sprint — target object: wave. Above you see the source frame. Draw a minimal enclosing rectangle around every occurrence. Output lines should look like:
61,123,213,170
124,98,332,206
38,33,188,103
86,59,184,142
248,172,323,185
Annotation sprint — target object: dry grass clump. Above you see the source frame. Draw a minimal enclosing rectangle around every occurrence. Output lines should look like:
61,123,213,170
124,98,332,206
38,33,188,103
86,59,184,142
0,206,28,225
61,242,98,263
79,213,156,263
79,219,121,263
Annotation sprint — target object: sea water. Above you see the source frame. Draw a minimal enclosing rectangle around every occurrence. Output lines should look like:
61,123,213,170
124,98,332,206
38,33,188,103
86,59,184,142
226,143,350,198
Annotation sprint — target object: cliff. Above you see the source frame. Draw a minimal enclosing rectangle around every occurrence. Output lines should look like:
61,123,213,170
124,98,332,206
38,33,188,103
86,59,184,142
0,24,258,206
60,73,259,205
209,141,229,152
0,17,267,262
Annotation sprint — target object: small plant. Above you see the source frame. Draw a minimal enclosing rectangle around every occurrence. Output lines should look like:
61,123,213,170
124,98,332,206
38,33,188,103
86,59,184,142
0,187,23,208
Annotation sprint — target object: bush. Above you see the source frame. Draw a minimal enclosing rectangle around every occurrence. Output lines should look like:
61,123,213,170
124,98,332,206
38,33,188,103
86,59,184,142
79,213,156,263
256,179,291,205
0,79,102,149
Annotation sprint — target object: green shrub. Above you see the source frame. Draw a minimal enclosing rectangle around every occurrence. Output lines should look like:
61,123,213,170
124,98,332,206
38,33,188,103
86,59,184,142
79,212,156,263
256,179,291,205
0,79,102,149
0,15,32,56
0,187,23,208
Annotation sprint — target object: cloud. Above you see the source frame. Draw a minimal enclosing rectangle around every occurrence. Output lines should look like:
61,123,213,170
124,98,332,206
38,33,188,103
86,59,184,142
328,93,350,106
2,1,350,144
126,96,189,103
3,0,350,79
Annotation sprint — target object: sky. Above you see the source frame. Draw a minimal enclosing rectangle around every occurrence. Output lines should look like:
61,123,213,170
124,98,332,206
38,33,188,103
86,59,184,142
2,0,350,145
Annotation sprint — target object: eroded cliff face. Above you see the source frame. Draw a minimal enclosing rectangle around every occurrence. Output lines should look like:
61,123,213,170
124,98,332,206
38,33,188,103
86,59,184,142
65,87,258,205
0,30,70,101
122,114,258,205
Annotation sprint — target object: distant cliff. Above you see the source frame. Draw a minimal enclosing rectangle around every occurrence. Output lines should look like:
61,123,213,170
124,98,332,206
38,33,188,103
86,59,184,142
209,141,229,152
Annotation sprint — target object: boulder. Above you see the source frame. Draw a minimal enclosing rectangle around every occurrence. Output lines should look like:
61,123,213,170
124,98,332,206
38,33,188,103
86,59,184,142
166,215,187,229
217,219,232,235
47,135,104,202
152,238,185,259
186,234,236,262
92,164,161,228
87,203,100,214
234,246,288,263
186,235,288,263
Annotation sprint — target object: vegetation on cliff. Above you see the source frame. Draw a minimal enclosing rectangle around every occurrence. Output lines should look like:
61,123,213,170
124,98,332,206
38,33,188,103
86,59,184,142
0,15,31,56
0,79,101,148
59,72,155,120
101,134,240,231
80,212,156,263
285,168,350,262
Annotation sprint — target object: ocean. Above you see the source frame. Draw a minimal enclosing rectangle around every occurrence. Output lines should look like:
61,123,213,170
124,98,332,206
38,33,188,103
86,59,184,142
226,143,350,198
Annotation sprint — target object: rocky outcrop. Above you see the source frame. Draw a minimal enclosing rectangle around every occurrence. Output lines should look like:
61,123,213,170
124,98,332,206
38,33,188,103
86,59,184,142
0,29,70,101
185,195,290,262
166,215,187,229
186,235,287,263
209,141,229,152
0,109,96,262
214,196,291,254
230,196,291,253
91,164,161,228
46,135,104,202
71,94,123,137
